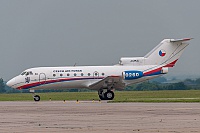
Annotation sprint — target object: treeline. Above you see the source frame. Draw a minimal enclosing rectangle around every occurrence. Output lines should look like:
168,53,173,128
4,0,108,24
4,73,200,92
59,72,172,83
126,77,200,91
1,77,200,93
126,82,189,91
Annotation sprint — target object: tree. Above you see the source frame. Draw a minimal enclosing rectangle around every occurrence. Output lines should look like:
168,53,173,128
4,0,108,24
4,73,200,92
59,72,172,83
0,78,6,93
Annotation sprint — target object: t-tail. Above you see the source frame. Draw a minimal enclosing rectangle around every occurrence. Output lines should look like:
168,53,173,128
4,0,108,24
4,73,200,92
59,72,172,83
144,38,192,67
119,38,192,67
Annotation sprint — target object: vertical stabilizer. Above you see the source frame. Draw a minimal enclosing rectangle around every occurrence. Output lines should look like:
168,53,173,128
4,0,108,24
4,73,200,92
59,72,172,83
144,38,192,67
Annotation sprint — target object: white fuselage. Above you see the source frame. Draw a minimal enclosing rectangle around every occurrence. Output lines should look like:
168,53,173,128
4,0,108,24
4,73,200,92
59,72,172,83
7,65,163,91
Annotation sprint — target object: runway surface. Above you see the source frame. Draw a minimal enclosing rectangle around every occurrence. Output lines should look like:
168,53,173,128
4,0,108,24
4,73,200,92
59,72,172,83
0,101,200,133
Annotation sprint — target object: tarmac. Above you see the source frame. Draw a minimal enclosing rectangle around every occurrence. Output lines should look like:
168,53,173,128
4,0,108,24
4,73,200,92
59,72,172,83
0,101,200,133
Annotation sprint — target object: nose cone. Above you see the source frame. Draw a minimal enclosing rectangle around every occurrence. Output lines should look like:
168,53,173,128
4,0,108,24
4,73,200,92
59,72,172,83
6,78,16,88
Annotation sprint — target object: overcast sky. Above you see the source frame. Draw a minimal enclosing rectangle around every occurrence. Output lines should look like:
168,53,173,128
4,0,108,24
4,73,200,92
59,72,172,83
0,0,199,81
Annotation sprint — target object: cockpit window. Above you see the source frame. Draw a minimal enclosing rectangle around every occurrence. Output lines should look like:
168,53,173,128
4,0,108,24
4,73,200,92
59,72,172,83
21,72,26,75
21,71,33,76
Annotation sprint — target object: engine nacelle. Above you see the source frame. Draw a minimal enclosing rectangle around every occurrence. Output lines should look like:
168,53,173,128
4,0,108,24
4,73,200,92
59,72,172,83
122,70,143,80
161,67,168,74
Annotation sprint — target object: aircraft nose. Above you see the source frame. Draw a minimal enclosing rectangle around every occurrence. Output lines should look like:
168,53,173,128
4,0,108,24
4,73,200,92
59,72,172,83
6,78,16,88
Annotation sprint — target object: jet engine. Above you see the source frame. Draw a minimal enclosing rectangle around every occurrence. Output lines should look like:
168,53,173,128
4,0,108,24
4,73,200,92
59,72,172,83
161,67,168,74
122,70,143,80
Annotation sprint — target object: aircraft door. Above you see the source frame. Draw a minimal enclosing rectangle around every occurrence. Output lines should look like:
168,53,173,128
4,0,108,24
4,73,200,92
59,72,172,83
93,71,99,79
39,73,46,84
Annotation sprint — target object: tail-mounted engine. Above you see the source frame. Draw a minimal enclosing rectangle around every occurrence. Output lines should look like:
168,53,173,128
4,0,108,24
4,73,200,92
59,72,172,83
161,67,168,74
122,70,143,80
122,67,168,80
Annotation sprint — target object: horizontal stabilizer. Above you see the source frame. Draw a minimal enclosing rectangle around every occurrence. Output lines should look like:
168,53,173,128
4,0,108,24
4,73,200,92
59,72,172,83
170,38,193,42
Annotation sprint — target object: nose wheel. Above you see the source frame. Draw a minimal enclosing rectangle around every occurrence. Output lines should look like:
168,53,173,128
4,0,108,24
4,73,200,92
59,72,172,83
30,89,40,102
33,95,40,102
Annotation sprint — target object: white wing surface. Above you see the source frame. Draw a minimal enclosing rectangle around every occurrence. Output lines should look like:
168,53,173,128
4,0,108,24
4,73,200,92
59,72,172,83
89,76,125,90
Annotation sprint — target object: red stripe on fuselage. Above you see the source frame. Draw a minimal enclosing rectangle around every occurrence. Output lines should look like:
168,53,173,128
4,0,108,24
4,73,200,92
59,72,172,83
143,59,178,76
143,67,162,76
17,77,104,90
164,59,178,67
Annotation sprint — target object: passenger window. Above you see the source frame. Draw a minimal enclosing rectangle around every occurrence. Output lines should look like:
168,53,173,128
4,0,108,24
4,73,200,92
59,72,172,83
88,73,91,76
67,73,70,76
60,74,63,77
81,73,84,76
102,73,105,76
30,71,33,75
53,74,56,77
74,73,77,76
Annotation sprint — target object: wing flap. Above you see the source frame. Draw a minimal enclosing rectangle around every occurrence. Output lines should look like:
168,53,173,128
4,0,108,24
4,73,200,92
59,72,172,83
89,76,125,90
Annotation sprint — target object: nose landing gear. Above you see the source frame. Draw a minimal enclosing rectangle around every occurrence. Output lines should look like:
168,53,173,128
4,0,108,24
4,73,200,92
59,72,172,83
30,89,40,102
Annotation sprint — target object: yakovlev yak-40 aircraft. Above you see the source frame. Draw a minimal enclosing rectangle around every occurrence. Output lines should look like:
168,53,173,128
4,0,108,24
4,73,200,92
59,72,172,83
7,38,192,101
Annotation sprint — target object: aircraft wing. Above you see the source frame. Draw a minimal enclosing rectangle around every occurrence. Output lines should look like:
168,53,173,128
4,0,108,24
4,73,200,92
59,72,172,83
89,76,125,90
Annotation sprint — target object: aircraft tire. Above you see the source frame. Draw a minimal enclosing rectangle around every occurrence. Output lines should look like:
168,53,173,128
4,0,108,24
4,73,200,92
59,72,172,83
34,95,40,102
105,90,114,100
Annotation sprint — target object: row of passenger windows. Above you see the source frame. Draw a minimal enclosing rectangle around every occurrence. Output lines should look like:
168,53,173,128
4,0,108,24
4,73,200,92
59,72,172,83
53,73,105,77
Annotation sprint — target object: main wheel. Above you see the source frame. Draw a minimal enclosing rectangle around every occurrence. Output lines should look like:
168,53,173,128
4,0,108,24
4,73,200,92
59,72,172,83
105,90,114,100
34,95,40,102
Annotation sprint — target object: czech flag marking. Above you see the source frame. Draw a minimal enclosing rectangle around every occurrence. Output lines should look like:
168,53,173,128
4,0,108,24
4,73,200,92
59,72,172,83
159,50,166,57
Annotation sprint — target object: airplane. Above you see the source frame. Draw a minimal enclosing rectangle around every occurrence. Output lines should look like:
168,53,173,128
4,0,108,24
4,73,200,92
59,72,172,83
6,38,192,101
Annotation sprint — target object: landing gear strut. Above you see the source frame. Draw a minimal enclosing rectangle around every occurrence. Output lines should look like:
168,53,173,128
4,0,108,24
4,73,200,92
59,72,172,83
30,89,40,102
98,89,114,100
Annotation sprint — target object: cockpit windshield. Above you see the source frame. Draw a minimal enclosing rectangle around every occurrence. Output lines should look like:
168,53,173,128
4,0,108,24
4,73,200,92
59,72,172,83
21,71,33,76
21,72,26,75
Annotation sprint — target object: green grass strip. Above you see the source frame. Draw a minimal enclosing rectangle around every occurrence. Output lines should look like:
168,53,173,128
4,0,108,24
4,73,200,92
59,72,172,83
0,90,200,102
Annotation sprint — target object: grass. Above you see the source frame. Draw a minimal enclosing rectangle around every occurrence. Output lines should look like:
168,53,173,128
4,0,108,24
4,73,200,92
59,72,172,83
112,90,200,102
0,90,200,102
0,92,98,101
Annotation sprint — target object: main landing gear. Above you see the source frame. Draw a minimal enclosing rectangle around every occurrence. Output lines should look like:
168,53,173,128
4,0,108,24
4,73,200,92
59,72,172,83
30,89,40,102
98,89,115,100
